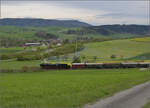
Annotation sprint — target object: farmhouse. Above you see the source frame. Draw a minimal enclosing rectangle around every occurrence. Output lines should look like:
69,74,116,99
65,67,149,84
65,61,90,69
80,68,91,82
24,42,41,46
56,43,62,46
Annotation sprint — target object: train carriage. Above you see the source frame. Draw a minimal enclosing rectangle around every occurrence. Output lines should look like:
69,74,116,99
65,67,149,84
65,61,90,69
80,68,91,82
40,62,150,70
72,63,86,69
102,63,121,69
121,63,138,68
85,63,103,69
138,63,150,68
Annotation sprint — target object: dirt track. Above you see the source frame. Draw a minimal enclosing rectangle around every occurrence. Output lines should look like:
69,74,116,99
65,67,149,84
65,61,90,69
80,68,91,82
84,81,150,108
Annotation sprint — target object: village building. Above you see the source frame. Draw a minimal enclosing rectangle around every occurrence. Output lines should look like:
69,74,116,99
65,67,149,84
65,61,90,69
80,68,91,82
24,42,41,47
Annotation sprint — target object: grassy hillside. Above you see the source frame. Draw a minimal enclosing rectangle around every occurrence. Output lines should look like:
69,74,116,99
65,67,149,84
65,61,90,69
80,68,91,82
0,25,148,47
0,26,67,39
0,26,69,47
0,47,24,54
0,36,149,62
127,52,150,60
80,38,150,60
131,37,150,42
0,18,90,27
0,69,149,108
0,25,149,61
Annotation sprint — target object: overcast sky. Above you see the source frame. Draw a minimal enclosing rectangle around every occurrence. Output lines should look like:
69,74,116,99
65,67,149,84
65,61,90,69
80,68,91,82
1,1,149,25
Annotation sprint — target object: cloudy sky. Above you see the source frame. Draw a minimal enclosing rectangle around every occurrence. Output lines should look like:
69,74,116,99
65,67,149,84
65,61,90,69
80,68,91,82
1,0,149,25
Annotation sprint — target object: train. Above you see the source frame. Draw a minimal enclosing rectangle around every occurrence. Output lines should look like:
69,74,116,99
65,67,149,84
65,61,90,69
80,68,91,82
40,62,150,69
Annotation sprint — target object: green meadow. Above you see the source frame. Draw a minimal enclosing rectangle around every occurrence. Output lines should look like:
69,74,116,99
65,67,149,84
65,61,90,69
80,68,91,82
0,69,150,108
80,39,150,59
0,26,150,108
0,37,150,70
0,60,41,69
0,47,24,54
143,101,150,108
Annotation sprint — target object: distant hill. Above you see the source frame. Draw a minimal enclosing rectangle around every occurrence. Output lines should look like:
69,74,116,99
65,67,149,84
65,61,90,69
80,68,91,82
0,18,91,27
64,25,150,36
87,25,150,35
0,19,149,47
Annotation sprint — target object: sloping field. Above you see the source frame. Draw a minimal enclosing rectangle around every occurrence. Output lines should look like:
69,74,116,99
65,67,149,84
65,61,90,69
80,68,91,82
127,52,150,60
0,69,149,108
0,47,24,54
81,39,150,59
131,37,150,42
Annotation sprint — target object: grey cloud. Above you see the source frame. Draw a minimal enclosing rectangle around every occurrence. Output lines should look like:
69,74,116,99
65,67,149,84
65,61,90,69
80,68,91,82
96,12,149,19
1,1,149,25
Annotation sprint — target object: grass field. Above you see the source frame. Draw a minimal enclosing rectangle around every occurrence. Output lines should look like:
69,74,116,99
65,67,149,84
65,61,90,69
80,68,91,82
80,39,150,59
0,69,150,108
0,47,24,54
127,52,150,60
0,60,41,69
143,101,150,108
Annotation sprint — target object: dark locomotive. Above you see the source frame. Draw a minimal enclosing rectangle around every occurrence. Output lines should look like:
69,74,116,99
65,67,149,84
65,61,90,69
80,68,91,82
40,63,71,69
40,62,150,69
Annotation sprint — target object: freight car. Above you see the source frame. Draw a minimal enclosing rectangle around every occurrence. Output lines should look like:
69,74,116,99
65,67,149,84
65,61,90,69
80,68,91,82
40,62,150,69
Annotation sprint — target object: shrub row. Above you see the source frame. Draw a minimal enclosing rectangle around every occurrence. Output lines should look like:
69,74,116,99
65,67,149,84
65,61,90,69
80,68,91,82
0,53,17,60
17,54,41,61
43,43,84,58
0,66,44,73
0,53,42,61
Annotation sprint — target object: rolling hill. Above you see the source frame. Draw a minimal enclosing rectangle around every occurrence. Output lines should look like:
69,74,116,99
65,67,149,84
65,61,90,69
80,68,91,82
0,18,149,47
65,25,150,36
0,18,91,27
93,25,150,35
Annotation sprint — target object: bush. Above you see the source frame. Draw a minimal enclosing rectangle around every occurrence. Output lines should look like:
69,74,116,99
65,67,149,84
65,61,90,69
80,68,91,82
50,43,84,56
0,54,10,60
16,54,24,61
72,56,81,63
42,53,49,59
17,54,41,61
21,66,43,72
0,66,44,73
93,56,98,61
81,55,86,62
0,53,23,60
110,54,116,59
